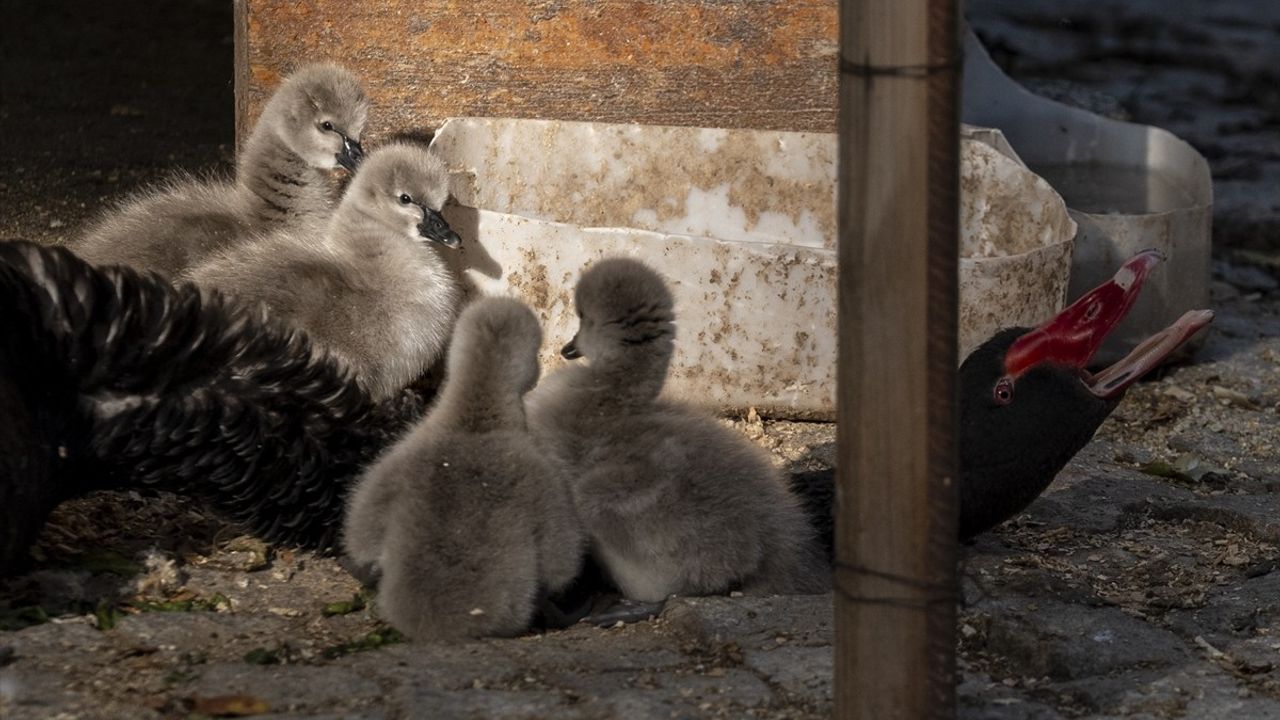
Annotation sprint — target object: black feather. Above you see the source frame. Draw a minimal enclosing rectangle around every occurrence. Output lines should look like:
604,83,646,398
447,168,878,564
0,241,428,571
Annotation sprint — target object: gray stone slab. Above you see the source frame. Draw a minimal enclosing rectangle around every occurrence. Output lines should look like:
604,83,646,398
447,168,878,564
189,663,384,716
742,645,832,706
549,666,774,707
502,627,687,673
958,670,1069,720
958,700,1068,720
604,671,775,719
254,715,387,720
108,611,298,661
5,618,111,660
393,689,574,720
659,595,834,650
1105,664,1280,720
1163,570,1280,647
343,641,530,692
1019,454,1195,535
976,599,1190,680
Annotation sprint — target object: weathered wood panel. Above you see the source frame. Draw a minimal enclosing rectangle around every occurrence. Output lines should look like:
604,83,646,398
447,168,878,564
234,0,838,141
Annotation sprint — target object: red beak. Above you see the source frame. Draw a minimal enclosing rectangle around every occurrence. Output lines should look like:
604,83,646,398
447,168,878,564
1004,250,1214,398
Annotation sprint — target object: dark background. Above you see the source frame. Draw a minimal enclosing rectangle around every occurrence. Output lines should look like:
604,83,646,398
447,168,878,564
0,0,233,243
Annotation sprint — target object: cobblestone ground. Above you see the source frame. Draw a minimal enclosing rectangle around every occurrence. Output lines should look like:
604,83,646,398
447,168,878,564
2,1,1279,718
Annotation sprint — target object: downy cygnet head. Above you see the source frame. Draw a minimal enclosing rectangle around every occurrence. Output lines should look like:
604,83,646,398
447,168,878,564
561,257,674,362
345,143,462,249
449,297,543,395
263,63,368,171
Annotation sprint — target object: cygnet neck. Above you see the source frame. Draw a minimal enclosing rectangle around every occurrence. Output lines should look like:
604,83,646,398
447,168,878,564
583,340,673,410
322,201,404,254
432,364,530,434
237,124,332,227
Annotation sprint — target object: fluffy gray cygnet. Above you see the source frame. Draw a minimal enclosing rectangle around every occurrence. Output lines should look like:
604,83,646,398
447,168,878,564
343,297,584,640
184,143,463,400
525,257,829,602
72,63,368,277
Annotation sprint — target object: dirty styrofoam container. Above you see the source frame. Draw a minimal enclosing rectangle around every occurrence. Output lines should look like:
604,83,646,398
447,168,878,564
432,118,1075,417
959,127,1077,361
962,25,1213,364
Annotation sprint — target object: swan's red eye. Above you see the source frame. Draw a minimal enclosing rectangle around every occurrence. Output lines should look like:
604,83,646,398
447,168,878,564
994,377,1014,405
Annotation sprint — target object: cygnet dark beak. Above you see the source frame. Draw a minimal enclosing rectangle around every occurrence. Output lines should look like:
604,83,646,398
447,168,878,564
561,336,582,360
336,136,364,172
417,208,462,249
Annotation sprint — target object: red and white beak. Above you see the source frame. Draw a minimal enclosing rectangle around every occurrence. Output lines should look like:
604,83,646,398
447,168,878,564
1003,250,1214,398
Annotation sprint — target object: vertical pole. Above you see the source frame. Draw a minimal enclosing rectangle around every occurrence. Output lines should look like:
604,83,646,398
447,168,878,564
232,0,252,149
834,0,959,718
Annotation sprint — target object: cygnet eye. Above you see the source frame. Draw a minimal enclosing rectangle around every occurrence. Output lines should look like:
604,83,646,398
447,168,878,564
320,121,334,132
993,377,1014,406
399,193,413,205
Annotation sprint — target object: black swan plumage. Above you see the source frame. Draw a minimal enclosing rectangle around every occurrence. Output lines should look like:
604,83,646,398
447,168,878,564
0,240,427,573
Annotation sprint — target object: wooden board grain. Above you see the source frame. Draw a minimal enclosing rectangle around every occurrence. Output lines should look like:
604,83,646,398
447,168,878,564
234,0,837,142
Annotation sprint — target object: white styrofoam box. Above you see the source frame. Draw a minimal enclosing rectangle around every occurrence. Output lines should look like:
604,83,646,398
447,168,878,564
434,118,1076,416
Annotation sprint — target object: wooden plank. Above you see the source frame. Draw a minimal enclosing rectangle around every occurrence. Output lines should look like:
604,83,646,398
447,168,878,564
835,0,958,717
234,0,837,141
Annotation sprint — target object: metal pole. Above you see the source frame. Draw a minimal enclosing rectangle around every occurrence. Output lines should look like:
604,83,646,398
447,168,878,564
834,0,960,717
